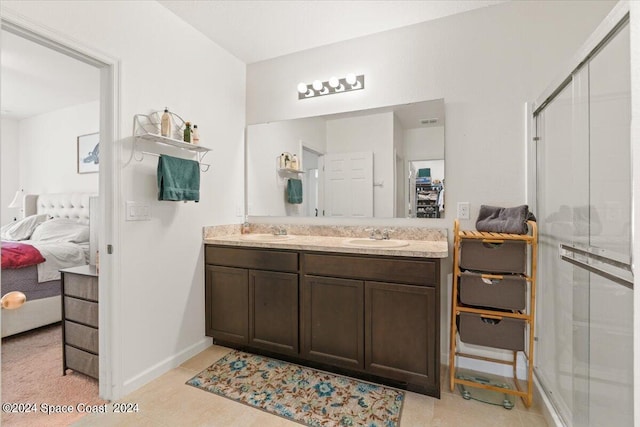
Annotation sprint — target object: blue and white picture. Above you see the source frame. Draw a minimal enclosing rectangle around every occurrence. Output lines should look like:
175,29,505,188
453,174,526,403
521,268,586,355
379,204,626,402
77,132,100,174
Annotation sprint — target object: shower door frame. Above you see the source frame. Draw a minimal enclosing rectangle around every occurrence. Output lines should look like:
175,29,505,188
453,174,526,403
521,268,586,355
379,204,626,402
526,1,638,425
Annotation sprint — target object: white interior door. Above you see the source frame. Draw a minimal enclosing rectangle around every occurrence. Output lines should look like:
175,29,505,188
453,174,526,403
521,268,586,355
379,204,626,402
323,152,373,217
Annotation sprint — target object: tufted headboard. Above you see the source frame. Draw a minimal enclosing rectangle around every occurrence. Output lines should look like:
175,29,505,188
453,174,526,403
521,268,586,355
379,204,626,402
24,193,96,224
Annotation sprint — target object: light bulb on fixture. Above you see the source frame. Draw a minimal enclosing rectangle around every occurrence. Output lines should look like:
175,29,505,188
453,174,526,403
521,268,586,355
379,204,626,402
345,73,357,86
297,82,308,94
312,80,323,91
328,77,340,89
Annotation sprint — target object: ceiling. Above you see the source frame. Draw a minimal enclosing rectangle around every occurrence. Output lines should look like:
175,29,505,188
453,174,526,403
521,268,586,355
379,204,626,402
159,0,506,64
0,30,99,120
1,1,503,120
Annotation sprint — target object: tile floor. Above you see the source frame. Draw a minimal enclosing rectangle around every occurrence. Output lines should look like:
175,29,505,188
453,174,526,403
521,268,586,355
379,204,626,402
74,345,549,426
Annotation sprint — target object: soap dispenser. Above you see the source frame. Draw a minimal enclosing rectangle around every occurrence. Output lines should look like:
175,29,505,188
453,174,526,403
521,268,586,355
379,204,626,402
192,124,200,145
291,154,299,170
160,108,171,137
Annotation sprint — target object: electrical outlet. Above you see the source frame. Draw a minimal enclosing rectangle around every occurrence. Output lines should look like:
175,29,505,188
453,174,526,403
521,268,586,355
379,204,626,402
457,202,470,220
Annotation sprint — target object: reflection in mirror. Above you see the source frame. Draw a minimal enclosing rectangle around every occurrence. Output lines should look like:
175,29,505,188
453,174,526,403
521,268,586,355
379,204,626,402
246,99,445,218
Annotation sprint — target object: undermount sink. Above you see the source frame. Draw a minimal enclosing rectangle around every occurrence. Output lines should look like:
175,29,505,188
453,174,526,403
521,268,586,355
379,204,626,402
341,238,409,248
239,234,295,242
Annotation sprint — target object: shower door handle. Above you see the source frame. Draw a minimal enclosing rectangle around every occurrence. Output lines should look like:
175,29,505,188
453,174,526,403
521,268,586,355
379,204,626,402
559,244,633,290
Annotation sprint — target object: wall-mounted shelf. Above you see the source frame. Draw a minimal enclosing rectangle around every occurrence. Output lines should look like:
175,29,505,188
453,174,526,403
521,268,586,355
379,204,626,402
131,113,211,171
278,167,305,174
137,132,211,153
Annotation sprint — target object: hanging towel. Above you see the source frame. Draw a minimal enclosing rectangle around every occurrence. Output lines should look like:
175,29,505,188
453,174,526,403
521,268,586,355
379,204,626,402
287,178,303,204
157,155,200,202
476,205,536,234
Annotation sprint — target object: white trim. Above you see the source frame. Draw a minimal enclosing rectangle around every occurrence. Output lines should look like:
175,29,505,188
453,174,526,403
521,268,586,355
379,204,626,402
0,8,122,401
533,373,566,427
122,338,212,396
533,1,630,112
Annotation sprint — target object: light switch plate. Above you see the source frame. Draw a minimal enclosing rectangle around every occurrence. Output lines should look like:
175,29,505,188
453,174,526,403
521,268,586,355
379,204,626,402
126,201,151,221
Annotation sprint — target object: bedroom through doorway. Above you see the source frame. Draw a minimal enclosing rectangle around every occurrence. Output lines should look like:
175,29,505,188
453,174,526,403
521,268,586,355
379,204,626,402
0,22,111,425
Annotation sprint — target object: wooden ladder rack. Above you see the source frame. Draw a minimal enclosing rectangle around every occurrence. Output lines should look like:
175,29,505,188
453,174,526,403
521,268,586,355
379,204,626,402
449,219,538,407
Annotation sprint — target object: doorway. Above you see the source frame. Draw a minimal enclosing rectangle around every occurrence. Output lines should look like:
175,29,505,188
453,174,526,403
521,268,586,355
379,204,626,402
1,17,118,404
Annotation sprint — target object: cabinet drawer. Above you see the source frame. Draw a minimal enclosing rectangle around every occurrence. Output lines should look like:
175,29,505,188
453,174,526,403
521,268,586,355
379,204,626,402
458,312,525,351
65,297,98,328
459,272,526,310
65,345,98,379
205,246,298,272
459,240,526,274
65,321,99,354
64,274,98,302
303,253,437,285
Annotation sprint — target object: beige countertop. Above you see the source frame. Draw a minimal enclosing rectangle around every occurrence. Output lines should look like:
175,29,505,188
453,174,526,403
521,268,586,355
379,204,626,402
203,233,448,258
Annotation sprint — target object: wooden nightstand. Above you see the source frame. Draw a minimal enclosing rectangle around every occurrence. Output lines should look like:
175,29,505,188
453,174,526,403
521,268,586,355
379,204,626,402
60,265,99,379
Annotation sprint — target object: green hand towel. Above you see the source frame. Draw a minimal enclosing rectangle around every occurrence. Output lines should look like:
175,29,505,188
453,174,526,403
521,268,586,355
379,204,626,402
417,168,431,178
157,155,200,202
287,178,303,204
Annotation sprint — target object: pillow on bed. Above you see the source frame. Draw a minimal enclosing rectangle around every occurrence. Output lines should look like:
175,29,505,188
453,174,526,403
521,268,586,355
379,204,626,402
30,218,90,243
0,214,49,241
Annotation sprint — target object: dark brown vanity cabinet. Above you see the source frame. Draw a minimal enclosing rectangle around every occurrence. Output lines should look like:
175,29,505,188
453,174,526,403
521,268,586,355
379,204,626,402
205,244,441,397
302,276,364,370
205,265,249,344
205,246,299,354
302,252,440,396
249,270,298,355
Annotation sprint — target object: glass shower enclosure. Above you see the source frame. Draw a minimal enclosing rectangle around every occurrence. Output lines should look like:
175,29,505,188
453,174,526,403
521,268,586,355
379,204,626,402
533,16,632,427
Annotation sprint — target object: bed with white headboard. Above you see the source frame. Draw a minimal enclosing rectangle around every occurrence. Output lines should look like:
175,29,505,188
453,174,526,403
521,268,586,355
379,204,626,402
1,193,97,338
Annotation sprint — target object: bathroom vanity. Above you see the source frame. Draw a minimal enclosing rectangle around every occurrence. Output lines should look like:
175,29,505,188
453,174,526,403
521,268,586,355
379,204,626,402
203,227,447,397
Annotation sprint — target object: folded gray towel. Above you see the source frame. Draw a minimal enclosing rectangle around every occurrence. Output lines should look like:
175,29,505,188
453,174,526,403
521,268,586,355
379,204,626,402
476,205,536,234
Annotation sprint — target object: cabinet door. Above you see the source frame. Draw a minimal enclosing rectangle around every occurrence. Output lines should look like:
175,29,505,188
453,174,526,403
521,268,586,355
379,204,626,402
205,265,248,344
302,275,363,370
249,270,299,355
365,281,437,392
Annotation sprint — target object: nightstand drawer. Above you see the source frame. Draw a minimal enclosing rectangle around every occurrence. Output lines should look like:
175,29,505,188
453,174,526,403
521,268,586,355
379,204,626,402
64,274,98,301
65,345,98,379
65,297,98,328
65,321,98,354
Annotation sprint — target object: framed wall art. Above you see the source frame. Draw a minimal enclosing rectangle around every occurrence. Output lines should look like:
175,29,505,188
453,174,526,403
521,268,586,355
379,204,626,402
77,132,100,174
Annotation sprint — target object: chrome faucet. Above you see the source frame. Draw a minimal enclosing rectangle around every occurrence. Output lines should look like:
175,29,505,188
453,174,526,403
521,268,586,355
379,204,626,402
367,228,391,240
270,225,287,236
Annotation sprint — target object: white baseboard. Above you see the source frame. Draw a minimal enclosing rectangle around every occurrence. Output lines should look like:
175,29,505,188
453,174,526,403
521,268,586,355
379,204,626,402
533,374,565,427
121,337,212,396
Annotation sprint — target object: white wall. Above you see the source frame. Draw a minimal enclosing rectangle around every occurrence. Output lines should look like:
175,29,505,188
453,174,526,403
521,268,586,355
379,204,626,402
404,127,445,161
247,0,615,228
1,0,246,397
326,112,394,217
19,100,99,194
1,119,19,224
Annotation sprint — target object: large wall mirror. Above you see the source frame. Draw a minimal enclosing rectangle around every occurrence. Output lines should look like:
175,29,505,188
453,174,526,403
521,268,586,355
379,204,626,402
246,98,445,219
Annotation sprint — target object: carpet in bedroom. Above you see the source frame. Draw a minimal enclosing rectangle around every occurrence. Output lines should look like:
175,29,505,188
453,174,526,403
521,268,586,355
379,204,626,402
1,323,106,427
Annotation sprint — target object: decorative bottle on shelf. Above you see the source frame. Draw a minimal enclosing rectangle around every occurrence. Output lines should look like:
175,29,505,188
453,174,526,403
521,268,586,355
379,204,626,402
183,121,192,143
192,125,200,145
291,154,299,170
161,108,172,137
279,153,286,169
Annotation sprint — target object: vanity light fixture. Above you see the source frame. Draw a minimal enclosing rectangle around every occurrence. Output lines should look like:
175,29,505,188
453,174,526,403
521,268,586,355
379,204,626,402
297,74,365,99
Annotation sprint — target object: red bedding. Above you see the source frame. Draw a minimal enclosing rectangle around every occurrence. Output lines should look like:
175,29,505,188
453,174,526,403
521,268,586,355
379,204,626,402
1,241,46,269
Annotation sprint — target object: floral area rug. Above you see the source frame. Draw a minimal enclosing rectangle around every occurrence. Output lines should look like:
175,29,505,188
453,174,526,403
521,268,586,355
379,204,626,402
186,350,404,427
